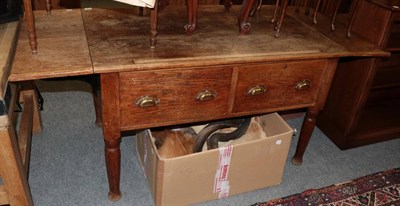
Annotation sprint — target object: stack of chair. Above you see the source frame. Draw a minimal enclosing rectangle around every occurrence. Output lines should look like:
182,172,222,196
0,20,42,206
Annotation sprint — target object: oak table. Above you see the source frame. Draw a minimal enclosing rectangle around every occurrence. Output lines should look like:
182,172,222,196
10,6,388,203
80,6,388,201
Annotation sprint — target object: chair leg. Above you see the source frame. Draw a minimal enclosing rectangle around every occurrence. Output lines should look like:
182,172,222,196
22,0,37,54
184,0,198,35
45,0,52,15
312,0,321,24
305,0,312,15
238,0,255,34
271,0,281,23
150,0,159,48
347,0,361,38
331,0,343,31
224,0,232,11
274,0,288,38
295,0,301,12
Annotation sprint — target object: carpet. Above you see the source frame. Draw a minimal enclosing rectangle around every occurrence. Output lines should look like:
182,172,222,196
252,167,400,206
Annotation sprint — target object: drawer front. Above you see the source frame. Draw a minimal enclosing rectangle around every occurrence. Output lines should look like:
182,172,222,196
120,67,232,129
232,60,327,113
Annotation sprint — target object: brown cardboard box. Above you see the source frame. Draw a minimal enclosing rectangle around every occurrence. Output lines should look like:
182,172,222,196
136,112,294,206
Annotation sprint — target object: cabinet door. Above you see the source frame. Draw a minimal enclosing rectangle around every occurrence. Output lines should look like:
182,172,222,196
232,60,327,113
119,66,232,130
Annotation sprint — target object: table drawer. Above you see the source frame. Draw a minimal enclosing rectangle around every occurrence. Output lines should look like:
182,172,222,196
119,67,232,129
232,60,327,113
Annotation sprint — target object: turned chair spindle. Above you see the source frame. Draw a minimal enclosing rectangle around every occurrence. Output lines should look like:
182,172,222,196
296,0,344,31
22,0,52,54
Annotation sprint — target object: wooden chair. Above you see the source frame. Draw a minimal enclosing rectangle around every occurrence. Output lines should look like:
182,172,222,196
295,0,344,31
249,0,289,37
149,0,237,47
0,21,42,206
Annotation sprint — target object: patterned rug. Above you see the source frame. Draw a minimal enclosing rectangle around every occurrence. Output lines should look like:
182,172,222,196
252,167,400,206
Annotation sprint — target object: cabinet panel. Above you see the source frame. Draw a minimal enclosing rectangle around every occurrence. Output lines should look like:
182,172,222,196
372,67,400,88
386,14,400,50
119,67,232,129
232,60,327,113
317,0,400,149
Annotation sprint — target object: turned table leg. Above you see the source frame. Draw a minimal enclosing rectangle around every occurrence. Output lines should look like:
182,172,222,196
100,73,122,201
292,58,338,165
22,0,37,54
238,0,255,34
105,138,122,201
291,107,318,165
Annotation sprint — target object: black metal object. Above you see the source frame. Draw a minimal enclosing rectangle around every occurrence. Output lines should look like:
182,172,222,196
193,117,252,153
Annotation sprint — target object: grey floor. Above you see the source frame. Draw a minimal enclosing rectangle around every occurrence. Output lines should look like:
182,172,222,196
26,79,400,206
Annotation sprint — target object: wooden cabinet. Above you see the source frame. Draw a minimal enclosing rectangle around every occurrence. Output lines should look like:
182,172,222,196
317,0,400,149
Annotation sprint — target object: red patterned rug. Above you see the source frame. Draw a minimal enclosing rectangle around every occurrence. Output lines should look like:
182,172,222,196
252,167,400,206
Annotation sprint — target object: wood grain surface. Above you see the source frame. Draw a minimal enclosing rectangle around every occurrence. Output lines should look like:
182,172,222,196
9,9,93,81
82,6,355,73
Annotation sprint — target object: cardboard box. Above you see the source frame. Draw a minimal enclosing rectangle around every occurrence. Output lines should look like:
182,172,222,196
136,113,294,206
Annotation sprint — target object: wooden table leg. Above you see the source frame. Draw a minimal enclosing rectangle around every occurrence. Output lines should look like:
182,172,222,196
292,58,338,165
22,0,37,54
291,107,318,165
184,0,198,35
238,0,255,34
100,73,122,201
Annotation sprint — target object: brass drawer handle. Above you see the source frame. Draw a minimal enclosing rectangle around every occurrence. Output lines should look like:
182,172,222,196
248,85,266,96
296,79,311,90
196,90,216,101
136,96,160,108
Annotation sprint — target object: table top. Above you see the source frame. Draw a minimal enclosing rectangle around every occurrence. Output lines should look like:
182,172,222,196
9,6,389,81
82,6,387,73
9,9,92,81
